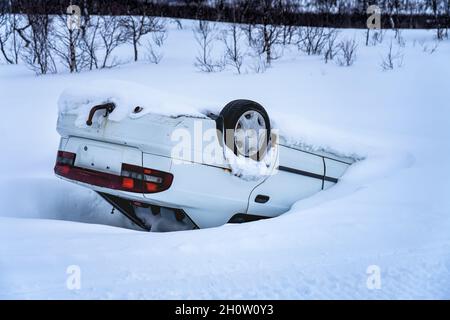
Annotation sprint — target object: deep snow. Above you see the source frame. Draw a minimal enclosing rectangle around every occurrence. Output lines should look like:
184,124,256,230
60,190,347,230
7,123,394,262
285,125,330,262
0,20,449,299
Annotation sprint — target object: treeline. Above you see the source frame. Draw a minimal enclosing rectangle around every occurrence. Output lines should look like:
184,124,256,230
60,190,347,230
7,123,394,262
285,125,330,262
4,0,450,29
0,0,168,73
0,0,447,75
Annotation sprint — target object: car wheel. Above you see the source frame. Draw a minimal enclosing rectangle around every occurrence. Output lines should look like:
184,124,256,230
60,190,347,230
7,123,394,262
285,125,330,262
220,100,271,161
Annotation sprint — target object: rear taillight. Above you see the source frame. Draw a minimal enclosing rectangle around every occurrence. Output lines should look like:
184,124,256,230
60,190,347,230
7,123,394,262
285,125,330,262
54,151,76,176
121,164,173,194
56,151,76,165
54,150,173,194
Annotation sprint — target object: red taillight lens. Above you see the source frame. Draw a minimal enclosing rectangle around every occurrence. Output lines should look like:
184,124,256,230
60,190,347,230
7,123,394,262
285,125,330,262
121,177,135,190
54,150,173,194
56,151,76,166
54,151,76,176
56,165,71,175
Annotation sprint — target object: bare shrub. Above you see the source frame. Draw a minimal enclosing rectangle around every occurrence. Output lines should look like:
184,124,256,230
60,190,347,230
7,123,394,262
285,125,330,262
282,24,295,45
222,23,246,74
248,0,287,65
50,15,85,73
6,14,26,65
242,23,254,47
371,30,385,46
80,16,101,70
21,13,56,74
280,0,297,45
323,29,339,63
420,40,439,54
98,16,127,68
193,20,223,72
380,41,404,71
120,15,165,61
297,26,329,55
250,22,282,66
153,29,168,47
395,29,406,47
337,38,358,67
146,42,163,64
436,28,446,40
145,31,167,64
0,5,14,64
171,19,183,30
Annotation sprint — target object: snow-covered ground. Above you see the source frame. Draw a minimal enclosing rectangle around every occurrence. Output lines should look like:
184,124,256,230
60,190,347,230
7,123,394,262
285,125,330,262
0,20,449,299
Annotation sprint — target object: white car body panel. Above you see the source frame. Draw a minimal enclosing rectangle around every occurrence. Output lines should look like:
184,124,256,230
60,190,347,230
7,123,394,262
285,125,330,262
67,137,142,175
324,158,350,183
247,146,324,216
146,161,263,228
279,146,324,176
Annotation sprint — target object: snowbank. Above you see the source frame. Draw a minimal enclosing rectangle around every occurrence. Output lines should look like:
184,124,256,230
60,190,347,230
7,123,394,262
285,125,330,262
224,143,279,181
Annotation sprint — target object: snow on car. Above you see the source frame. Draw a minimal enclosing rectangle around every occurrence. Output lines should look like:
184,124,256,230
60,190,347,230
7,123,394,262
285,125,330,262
54,82,355,231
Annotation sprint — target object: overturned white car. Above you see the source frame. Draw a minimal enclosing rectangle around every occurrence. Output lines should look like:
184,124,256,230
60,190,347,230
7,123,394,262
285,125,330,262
55,84,354,232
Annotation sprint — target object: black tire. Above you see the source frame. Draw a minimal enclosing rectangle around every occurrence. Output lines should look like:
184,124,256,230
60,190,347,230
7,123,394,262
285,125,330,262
219,100,271,161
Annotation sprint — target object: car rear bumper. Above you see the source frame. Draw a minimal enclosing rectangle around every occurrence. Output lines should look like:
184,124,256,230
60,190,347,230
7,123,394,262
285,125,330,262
55,136,268,229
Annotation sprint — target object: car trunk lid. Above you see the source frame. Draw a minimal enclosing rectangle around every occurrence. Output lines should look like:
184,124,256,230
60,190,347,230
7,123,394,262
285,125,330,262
57,105,187,159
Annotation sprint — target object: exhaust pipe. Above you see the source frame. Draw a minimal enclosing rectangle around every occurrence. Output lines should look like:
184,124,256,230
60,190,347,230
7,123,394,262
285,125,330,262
86,103,116,126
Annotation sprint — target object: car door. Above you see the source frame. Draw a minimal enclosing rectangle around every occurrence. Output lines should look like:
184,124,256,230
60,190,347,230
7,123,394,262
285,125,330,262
247,145,325,217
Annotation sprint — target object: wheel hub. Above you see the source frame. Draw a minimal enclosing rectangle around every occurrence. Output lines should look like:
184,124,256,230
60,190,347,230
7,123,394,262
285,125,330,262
234,111,267,157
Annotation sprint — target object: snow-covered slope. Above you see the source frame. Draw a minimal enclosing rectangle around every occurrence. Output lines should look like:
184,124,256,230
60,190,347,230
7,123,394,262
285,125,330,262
0,20,449,299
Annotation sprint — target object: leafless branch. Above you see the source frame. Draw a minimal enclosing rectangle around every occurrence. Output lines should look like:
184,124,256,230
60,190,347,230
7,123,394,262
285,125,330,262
337,38,358,67
98,16,126,69
120,15,166,62
222,23,245,74
193,20,224,73
380,41,404,71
